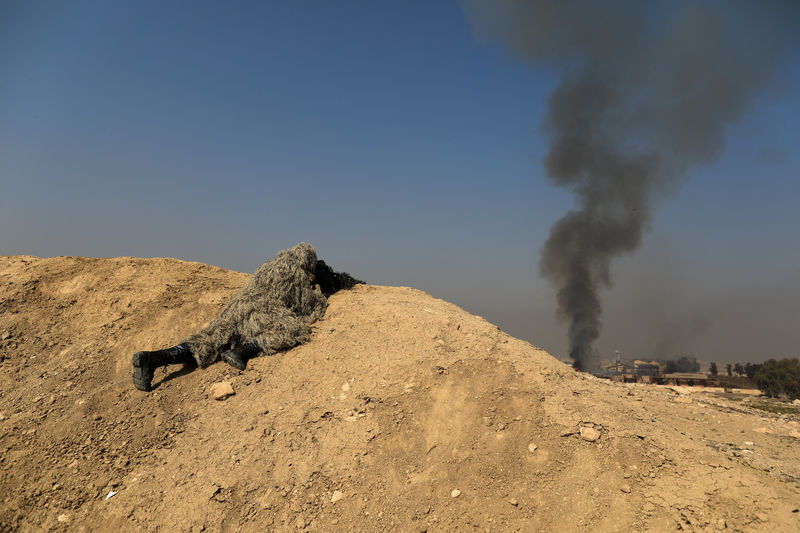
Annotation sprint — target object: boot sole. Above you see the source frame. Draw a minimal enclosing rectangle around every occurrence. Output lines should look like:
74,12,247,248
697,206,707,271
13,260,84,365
132,351,147,367
132,351,154,391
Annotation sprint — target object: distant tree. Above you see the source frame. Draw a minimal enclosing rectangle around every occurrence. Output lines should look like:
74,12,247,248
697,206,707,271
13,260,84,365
726,363,732,377
709,362,718,376
745,363,761,380
734,363,744,376
754,358,800,400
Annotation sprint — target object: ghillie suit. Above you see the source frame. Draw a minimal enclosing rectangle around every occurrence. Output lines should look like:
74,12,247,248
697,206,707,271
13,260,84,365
132,243,362,391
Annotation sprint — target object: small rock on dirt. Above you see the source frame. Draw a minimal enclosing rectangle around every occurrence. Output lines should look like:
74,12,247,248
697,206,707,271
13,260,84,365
716,518,726,529
509,498,518,506
528,443,537,453
57,513,69,523
620,484,631,494
0,331,11,340
451,489,461,498
210,381,235,401
580,427,601,442
295,514,306,529
330,490,343,503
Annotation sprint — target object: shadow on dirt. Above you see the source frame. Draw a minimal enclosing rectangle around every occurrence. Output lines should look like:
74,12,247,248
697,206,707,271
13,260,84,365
153,362,198,389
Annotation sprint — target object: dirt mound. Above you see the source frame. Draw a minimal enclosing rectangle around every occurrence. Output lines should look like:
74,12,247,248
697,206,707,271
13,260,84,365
1,256,799,532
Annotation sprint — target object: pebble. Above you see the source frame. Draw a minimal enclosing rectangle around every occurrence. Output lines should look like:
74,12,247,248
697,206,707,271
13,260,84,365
295,514,306,529
0,331,11,340
57,513,69,523
451,489,461,498
330,490,343,503
579,427,601,442
756,513,768,522
509,498,518,506
528,443,537,453
341,382,351,392
716,518,726,529
620,484,631,494
210,381,235,401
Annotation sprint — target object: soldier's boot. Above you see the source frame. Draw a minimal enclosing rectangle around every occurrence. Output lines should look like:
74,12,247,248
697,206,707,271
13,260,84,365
132,343,194,392
220,342,260,371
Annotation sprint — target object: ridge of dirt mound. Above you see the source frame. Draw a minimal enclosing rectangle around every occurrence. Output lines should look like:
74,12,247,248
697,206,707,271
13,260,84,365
1,255,799,532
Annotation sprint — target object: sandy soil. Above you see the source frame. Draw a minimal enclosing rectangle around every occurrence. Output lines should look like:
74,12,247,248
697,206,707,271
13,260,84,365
1,255,799,532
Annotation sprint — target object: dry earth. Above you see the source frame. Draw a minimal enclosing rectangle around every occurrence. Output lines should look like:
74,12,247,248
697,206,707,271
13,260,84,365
1,255,799,532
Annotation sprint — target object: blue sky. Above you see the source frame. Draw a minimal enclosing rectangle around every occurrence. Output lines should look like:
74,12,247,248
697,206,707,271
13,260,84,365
1,1,798,363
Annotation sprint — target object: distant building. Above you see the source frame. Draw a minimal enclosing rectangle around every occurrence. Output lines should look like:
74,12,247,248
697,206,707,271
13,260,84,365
654,372,718,387
605,360,632,376
633,360,661,377
604,350,630,376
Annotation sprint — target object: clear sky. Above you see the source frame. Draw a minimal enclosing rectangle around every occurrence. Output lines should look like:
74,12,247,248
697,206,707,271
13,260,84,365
2,1,798,364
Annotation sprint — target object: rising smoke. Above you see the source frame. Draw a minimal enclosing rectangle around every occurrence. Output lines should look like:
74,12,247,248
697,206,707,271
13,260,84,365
463,0,798,369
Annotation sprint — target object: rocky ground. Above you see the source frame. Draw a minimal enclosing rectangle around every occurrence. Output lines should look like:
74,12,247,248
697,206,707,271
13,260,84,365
1,255,799,532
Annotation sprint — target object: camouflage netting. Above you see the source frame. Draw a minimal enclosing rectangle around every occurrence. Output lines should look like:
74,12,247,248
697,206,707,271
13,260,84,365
182,243,362,367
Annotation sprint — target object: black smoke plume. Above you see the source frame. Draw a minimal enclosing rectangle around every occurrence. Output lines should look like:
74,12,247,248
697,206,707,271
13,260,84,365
463,0,798,370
